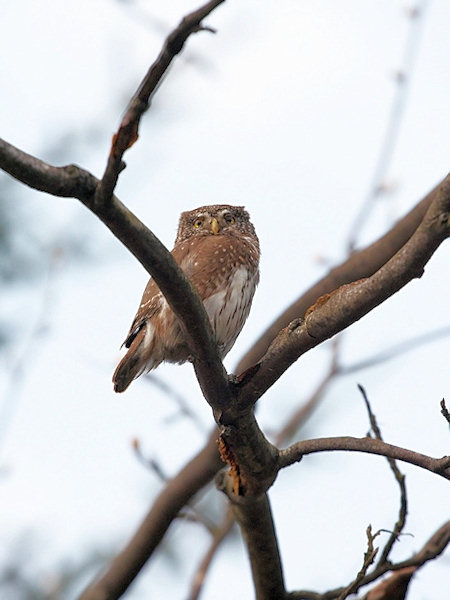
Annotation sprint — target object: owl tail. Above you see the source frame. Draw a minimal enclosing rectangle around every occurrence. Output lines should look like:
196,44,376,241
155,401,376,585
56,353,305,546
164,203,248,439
112,326,157,393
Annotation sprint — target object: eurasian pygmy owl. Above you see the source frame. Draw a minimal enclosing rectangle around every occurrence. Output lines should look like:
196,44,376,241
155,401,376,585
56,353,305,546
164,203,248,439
113,205,260,392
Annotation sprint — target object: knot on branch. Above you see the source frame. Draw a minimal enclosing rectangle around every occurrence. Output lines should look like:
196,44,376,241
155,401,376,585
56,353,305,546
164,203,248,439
438,211,450,230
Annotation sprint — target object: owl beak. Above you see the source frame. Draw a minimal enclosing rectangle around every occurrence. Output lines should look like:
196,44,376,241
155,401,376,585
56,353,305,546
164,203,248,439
210,217,220,235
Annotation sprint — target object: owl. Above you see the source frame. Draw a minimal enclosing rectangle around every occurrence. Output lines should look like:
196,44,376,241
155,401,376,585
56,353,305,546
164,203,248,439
113,205,260,392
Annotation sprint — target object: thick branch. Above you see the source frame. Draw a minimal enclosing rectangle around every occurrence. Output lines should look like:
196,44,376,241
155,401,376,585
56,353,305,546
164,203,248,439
0,136,230,409
217,473,286,600
278,436,450,481
236,179,440,374
238,173,450,407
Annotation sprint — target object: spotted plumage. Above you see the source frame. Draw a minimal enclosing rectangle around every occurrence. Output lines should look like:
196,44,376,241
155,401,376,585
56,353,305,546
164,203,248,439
113,204,260,392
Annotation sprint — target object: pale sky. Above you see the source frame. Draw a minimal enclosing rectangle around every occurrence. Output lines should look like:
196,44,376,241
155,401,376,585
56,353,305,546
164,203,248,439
1,1,449,598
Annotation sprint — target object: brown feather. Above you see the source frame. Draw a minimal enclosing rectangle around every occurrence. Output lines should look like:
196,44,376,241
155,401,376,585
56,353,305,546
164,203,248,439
112,205,260,392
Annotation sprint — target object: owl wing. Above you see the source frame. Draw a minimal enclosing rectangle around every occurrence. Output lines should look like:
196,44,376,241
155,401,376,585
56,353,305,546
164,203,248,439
113,246,191,393
121,278,162,349
113,278,164,393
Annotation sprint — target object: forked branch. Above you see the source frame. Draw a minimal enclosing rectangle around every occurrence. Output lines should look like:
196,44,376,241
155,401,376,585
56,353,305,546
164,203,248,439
288,520,450,599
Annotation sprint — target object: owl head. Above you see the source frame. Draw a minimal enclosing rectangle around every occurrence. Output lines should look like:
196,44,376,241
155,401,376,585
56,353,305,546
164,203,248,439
175,204,257,244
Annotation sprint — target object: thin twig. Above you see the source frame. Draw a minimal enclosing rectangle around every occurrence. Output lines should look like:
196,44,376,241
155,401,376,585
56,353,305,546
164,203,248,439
144,373,207,433
336,525,380,600
358,385,408,565
440,398,450,425
188,508,235,600
341,326,450,374
131,438,168,480
347,0,430,251
288,520,450,600
131,437,216,533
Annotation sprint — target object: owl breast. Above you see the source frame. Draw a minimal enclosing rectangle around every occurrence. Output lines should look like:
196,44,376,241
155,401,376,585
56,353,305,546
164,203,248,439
203,265,258,357
177,232,260,358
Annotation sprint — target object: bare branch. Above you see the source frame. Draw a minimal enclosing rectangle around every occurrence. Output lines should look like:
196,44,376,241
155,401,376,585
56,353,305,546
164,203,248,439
0,134,231,411
237,173,450,407
358,386,408,565
363,566,416,600
188,509,235,600
346,1,430,250
216,473,286,600
236,179,440,374
441,398,450,425
95,0,225,205
278,436,450,481
336,525,379,600
288,520,450,599
131,438,169,480
79,430,222,600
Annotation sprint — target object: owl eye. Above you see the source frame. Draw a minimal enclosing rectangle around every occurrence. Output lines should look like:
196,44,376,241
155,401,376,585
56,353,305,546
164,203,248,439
223,213,235,225
193,218,203,229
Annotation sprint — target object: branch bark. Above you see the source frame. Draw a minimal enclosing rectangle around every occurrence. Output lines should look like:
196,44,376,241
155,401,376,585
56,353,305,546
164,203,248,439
2,129,449,596
216,473,286,600
1,2,449,596
236,173,450,407
236,180,440,374
0,137,231,411
278,436,450,481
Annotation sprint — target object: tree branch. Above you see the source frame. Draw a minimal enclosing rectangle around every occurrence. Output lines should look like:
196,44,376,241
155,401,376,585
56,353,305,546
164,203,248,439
278,436,450,481
188,508,235,600
1,1,448,598
237,173,450,407
0,135,231,410
95,0,225,205
236,179,441,375
216,473,286,600
358,385,408,566
2,141,449,600
288,520,450,599
79,430,223,600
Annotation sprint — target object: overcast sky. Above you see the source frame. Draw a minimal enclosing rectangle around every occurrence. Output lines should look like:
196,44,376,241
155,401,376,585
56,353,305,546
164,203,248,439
1,1,449,598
